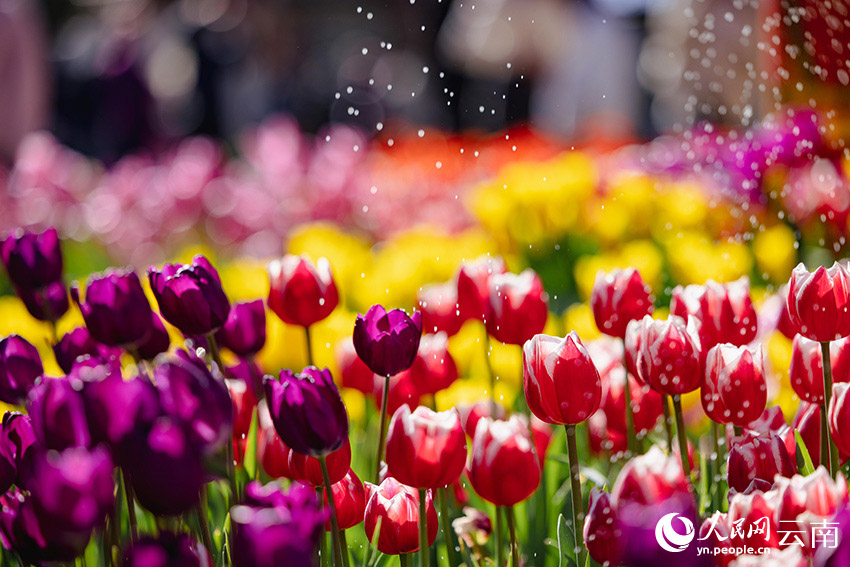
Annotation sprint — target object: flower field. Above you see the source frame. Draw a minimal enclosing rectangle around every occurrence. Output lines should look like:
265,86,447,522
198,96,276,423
1,105,850,567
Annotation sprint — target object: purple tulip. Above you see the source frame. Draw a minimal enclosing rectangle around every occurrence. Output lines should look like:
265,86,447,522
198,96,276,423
0,335,43,405
125,417,205,517
0,228,63,291
52,327,122,374
231,482,326,567
148,255,231,337
0,412,37,493
28,446,114,535
353,305,423,377
135,312,171,361
215,300,266,357
78,357,159,464
154,350,232,455
27,376,91,451
71,268,154,347
814,504,850,567
264,366,349,457
16,280,70,323
123,532,211,567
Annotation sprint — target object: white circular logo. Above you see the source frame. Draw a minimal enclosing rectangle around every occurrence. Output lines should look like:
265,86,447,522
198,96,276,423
654,513,695,553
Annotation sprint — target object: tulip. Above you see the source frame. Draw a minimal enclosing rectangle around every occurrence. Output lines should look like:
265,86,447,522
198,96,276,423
264,366,349,458
215,300,266,358
703,344,767,427
126,416,205,517
452,506,492,548
231,482,326,567
726,490,780,548
590,268,654,339
418,281,466,337
727,431,795,493
354,305,423,378
829,382,850,460
598,366,664,449
52,327,121,374
258,419,293,479
411,333,458,396
624,317,649,384
530,415,554,467
0,228,63,290
699,512,733,567
148,255,231,337
123,532,211,567
364,477,438,555
485,269,548,346
616,492,704,567
0,490,84,565
787,262,850,342
0,335,43,406
0,412,36,493
371,368,423,417
386,405,467,489
16,280,69,323
70,268,154,348
267,254,339,328
790,335,850,404
135,312,172,361
288,439,352,486
456,255,506,322
671,278,758,349
636,315,701,397
323,469,366,531
26,376,91,452
457,401,506,438
612,446,690,505
155,350,233,456
229,378,258,443
584,488,622,567
336,339,375,394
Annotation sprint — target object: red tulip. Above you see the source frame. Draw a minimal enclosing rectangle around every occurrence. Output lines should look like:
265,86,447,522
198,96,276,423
786,262,850,342
699,512,733,567
258,421,293,479
601,366,664,437
324,469,366,531
371,370,421,416
418,282,466,337
364,477,438,555
485,270,548,346
727,491,780,549
228,379,258,441
336,339,375,395
773,467,848,521
636,315,702,396
411,333,458,396
727,431,795,493
670,278,758,349
590,268,654,339
456,401,506,438
703,344,767,426
530,415,554,468
792,401,822,467
829,382,850,458
456,255,506,322
583,488,622,567
468,415,541,507
624,317,649,384
523,332,602,425
267,255,338,328
611,446,689,506
288,439,352,486
790,335,850,404
385,405,467,489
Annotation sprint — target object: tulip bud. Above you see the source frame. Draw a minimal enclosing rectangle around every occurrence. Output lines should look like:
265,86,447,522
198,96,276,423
612,446,690,505
418,282,466,337
411,332,458,396
790,335,850,405
727,431,795,493
135,312,172,361
27,377,91,452
70,268,154,347
584,488,623,566
457,401,506,438
215,300,266,357
257,403,293,479
1,228,63,290
671,278,758,350
354,305,423,377
148,255,231,337
336,339,375,394
523,332,602,425
0,335,43,405
727,490,780,548
264,366,349,457
703,344,767,426
386,405,467,489
456,255,506,322
0,412,36,493
469,415,541,507
288,439,352,486
364,477,438,555
267,255,338,328
829,382,850,458
485,270,548,346
324,469,366,531
16,280,69,323
0,490,85,565
636,315,702,396
590,268,654,339
52,328,121,375
787,262,850,342
624,317,649,383
123,532,211,567
231,482,326,567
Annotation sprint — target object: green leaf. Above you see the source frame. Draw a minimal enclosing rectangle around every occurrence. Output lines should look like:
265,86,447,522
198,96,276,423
698,450,710,516
557,513,577,567
244,408,259,480
795,430,815,476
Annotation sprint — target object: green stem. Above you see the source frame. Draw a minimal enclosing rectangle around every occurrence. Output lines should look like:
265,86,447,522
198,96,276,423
661,395,674,453
418,488,429,567
822,341,841,478
195,487,215,561
400,554,411,567
505,507,519,567
483,327,497,414
493,504,503,567
121,469,138,543
623,361,638,455
672,396,691,479
305,325,315,367
564,424,586,567
206,334,238,506
339,531,351,567
438,487,460,567
320,456,343,567
733,425,743,438
317,487,328,567
374,374,391,484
